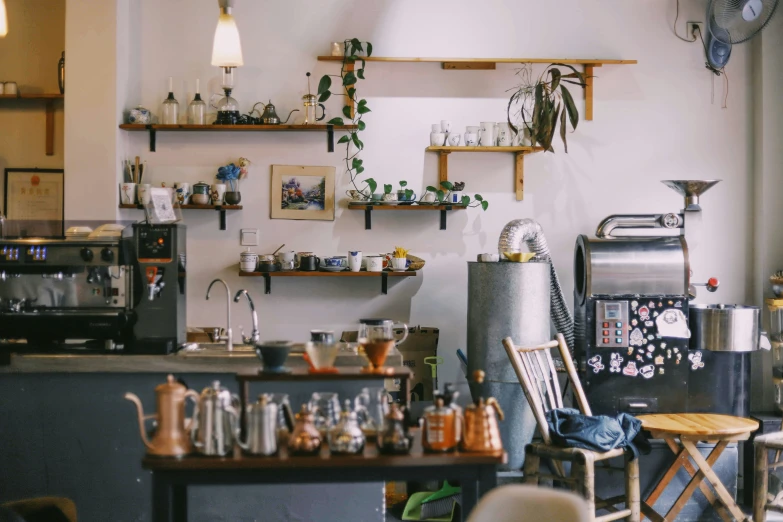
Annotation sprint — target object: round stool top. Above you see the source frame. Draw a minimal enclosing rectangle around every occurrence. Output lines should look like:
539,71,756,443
636,413,758,437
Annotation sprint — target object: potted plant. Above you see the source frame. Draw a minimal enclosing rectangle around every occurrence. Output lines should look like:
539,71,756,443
422,181,488,210
397,181,415,202
217,157,250,205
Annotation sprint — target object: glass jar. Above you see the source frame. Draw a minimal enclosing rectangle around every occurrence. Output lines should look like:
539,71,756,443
161,92,179,125
302,94,325,124
187,80,206,125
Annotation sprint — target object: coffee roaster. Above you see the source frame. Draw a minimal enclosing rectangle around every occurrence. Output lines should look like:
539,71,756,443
574,181,720,415
0,223,186,353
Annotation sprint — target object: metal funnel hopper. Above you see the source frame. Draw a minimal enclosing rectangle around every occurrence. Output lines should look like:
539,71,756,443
661,180,721,211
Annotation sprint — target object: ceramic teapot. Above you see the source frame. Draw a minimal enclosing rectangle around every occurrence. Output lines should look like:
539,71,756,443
257,100,298,125
377,403,413,455
288,404,322,456
461,370,504,452
124,374,199,457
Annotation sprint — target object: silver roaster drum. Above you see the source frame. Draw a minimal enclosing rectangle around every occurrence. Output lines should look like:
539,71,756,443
467,261,550,470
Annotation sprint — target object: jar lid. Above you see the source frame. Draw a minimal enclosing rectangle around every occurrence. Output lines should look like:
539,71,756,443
359,318,393,325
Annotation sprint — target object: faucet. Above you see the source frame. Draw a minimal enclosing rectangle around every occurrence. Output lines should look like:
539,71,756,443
206,278,233,351
234,289,260,345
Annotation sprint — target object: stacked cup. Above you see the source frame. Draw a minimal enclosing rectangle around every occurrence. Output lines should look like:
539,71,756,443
240,249,258,273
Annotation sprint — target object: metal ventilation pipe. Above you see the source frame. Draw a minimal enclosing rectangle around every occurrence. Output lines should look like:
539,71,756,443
498,218,574,351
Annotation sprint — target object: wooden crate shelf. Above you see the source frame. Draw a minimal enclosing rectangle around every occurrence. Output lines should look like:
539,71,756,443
239,269,417,295
119,123,358,152
318,56,636,121
347,203,467,230
119,203,242,230
0,93,64,156
425,146,544,201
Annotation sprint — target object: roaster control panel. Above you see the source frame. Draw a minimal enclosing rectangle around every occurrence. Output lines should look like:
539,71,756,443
595,300,629,348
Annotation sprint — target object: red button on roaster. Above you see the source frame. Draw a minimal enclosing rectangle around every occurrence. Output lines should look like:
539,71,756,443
602,322,609,328
603,338,610,344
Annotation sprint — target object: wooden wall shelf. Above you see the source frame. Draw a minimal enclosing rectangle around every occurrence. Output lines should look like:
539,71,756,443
239,269,417,295
119,203,242,230
426,146,543,201
0,93,64,156
317,56,636,121
347,203,466,230
119,123,358,152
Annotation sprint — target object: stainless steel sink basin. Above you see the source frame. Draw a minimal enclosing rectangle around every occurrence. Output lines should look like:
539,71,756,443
176,343,257,357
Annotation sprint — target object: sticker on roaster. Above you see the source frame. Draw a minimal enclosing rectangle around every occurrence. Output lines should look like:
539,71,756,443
688,351,705,371
640,365,655,379
623,361,639,377
638,306,650,321
609,353,623,373
630,328,644,346
656,309,691,339
588,355,605,373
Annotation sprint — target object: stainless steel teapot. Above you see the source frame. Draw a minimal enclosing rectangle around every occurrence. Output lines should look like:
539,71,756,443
237,394,292,456
190,380,240,457
252,100,298,125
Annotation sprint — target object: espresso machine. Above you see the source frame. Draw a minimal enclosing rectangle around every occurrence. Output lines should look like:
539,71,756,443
0,223,186,354
574,180,720,415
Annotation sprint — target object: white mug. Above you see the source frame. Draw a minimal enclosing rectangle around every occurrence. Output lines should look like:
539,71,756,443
479,121,496,146
431,124,441,132
211,183,226,204
496,122,513,146
348,251,362,272
440,120,451,133
422,192,436,203
137,184,152,205
120,183,137,204
464,133,478,146
240,260,257,272
4,82,17,95
366,256,384,273
430,132,446,146
448,133,461,146
466,126,480,135
276,250,297,271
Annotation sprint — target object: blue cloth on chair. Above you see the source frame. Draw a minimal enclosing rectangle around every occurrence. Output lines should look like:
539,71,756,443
545,408,651,459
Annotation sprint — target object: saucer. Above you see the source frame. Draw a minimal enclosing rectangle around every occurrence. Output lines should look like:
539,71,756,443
321,266,346,272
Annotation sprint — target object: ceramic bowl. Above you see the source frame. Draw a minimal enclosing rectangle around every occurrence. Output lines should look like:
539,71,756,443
305,342,339,370
478,253,500,263
191,194,210,205
256,341,293,373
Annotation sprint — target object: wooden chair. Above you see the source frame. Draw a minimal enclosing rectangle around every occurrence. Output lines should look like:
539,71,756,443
502,333,640,522
754,431,783,522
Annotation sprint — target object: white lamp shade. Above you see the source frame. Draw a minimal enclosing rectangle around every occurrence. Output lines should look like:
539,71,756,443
211,13,243,67
0,0,8,38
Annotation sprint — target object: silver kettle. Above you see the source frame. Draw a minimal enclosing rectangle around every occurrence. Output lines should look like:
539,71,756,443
253,100,299,125
190,380,240,457
238,394,281,456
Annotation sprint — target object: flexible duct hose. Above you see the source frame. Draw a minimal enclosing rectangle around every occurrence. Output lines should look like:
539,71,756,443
498,219,574,351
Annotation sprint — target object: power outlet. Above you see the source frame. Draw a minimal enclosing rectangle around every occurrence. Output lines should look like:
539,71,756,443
686,21,704,41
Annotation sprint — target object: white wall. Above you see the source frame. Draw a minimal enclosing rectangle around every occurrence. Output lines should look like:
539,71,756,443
67,0,755,383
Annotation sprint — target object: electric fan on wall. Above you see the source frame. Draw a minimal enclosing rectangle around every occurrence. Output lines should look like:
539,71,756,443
706,0,779,69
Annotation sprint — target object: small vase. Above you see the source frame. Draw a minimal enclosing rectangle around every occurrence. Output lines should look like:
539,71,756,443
224,192,241,205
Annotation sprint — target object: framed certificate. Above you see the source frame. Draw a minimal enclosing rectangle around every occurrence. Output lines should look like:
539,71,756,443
4,168,65,237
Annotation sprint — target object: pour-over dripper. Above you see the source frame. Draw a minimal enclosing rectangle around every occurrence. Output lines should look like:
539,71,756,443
661,180,721,211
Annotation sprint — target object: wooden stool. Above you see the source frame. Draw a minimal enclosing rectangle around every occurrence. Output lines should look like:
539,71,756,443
636,413,758,522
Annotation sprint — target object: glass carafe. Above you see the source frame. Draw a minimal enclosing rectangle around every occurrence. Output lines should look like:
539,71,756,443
161,76,179,125
354,386,390,436
307,392,340,435
187,79,207,125
358,318,409,345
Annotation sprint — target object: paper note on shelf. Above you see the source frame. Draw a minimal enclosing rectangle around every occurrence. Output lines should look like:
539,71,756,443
147,187,178,224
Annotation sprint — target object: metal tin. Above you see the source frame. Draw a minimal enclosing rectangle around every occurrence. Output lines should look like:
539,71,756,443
574,235,689,304
689,304,761,352
467,261,548,469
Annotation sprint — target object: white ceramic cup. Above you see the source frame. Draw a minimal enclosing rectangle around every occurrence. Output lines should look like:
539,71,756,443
120,183,137,204
464,133,478,146
466,125,480,135
479,121,496,146
431,124,441,132
366,256,384,272
441,120,451,133
448,133,461,146
137,184,152,205
276,250,297,271
240,260,257,272
430,132,446,146
4,82,17,95
348,251,362,272
391,257,408,270
478,253,500,262
211,183,226,204
496,122,513,146
422,192,436,203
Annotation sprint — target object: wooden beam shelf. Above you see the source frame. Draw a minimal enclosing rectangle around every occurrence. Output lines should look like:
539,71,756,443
0,93,64,156
119,123,358,152
317,56,636,121
119,203,242,231
426,146,543,201
347,203,466,230
239,269,417,295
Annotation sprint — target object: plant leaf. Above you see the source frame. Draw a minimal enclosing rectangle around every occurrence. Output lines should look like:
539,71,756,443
352,133,364,150
481,201,489,211
350,38,363,54
357,69,365,80
475,194,483,201
366,42,373,57
436,189,445,202
365,178,376,194
405,189,414,199
359,58,366,71
347,87,356,100
346,55,358,64
343,72,357,86
356,166,365,174
327,117,344,126
551,63,585,85
560,102,568,153
399,181,408,187
317,75,331,94
384,184,392,194
461,195,471,206
357,104,371,115
342,106,352,119
337,135,350,144
561,85,579,131
440,180,453,190
318,91,331,102
426,186,438,193
352,158,362,169
549,68,562,91
357,120,366,131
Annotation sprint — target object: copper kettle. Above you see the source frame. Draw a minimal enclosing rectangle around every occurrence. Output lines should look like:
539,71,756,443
461,370,504,452
124,375,198,457
288,404,322,456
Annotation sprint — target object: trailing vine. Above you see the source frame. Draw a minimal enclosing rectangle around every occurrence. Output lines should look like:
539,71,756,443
317,38,373,197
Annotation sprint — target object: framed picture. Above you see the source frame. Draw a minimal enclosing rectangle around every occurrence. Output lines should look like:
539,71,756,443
3,168,65,237
271,165,335,221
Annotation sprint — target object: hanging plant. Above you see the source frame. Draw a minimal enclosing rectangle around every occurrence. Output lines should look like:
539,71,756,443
507,63,588,153
317,38,374,198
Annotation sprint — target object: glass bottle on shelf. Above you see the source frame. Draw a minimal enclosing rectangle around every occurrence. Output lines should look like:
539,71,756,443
187,79,207,125
161,77,179,125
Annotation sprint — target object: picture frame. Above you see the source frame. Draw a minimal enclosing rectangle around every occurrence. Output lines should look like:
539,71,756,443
3,168,65,237
271,165,335,221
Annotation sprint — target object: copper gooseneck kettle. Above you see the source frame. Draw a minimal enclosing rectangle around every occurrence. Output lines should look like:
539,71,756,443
461,370,504,452
125,375,199,458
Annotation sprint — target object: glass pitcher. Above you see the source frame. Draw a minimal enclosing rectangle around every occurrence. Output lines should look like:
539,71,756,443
354,386,390,436
358,319,408,345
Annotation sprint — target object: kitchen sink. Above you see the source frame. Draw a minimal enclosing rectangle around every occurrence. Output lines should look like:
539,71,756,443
176,343,257,357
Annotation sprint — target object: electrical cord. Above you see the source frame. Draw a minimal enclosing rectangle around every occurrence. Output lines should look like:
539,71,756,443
695,26,730,108
674,0,698,42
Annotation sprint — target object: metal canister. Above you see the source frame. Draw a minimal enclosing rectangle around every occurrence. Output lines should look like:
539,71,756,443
467,261,549,468
421,396,459,452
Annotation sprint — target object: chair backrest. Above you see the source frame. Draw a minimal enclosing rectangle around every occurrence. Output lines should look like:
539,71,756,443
466,484,590,522
502,333,591,445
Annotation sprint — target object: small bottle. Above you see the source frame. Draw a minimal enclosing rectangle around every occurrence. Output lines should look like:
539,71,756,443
187,79,206,125
161,76,179,125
